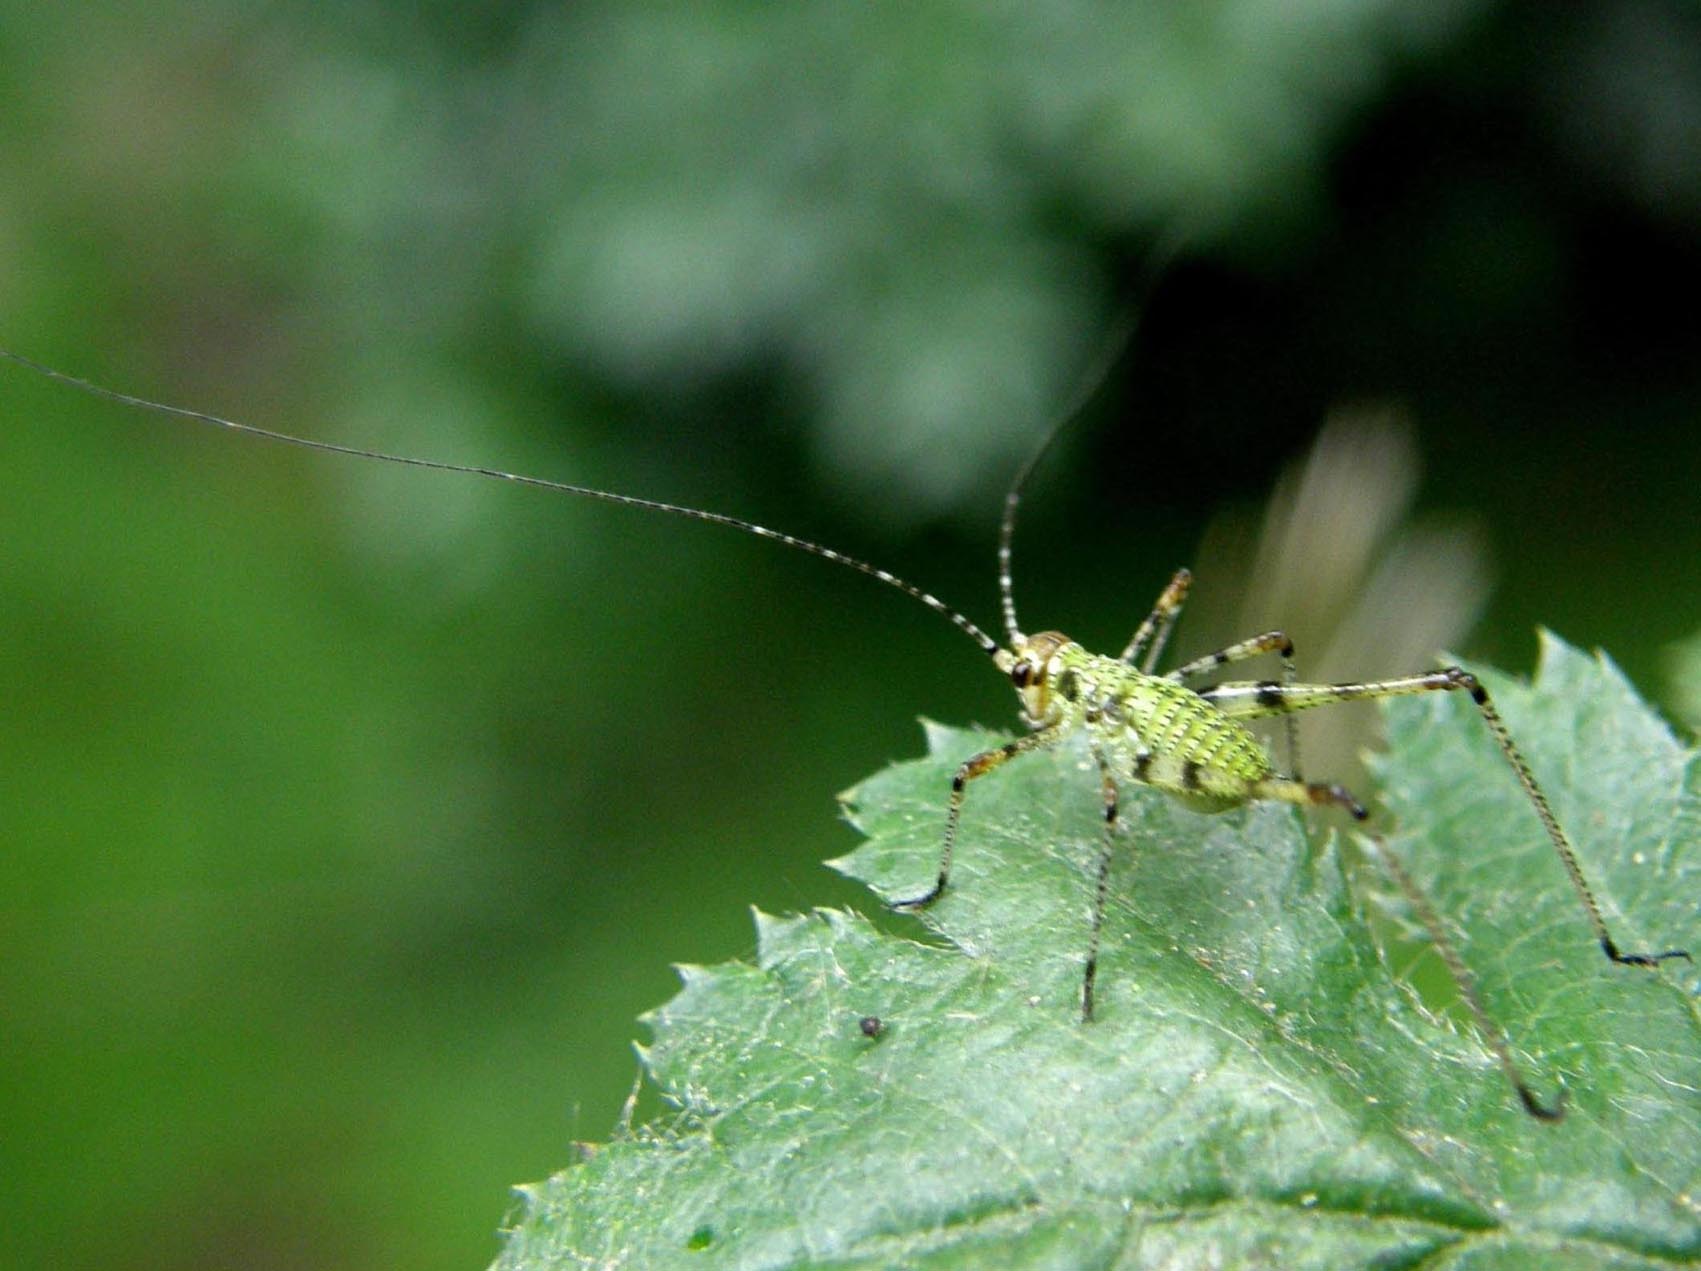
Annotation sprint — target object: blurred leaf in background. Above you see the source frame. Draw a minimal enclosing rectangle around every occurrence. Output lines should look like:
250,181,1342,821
2,1,1699,1269
1188,405,1492,796
1671,630,1701,732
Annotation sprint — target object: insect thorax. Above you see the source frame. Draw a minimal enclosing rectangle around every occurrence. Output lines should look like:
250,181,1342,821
1015,633,1274,813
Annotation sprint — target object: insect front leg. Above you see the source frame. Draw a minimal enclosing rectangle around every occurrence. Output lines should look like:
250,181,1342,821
1120,568,1191,671
890,722,1066,911
1081,749,1125,1023
1199,667,1692,968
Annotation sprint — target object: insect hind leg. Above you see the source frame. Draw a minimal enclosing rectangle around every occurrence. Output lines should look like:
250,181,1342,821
1251,776,1368,821
1455,668,1691,969
1202,666,1691,969
1359,833,1565,1120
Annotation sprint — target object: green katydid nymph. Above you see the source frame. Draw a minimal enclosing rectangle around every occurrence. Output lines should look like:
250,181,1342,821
3,344,1688,1121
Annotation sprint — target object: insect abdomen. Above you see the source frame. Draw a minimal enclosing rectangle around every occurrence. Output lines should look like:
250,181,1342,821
1060,647,1273,811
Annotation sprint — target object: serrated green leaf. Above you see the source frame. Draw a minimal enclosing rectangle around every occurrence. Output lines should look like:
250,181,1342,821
494,635,1701,1270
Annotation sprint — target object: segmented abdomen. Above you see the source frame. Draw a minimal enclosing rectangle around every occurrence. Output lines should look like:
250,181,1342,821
1056,647,1273,809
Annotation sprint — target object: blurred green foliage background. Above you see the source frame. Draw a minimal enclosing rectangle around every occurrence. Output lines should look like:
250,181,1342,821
3,2,1699,1268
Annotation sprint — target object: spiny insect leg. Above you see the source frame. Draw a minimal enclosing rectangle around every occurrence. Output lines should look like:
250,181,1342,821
1203,667,1691,967
1081,749,1125,1022
1359,834,1564,1120
1167,629,1302,777
1120,568,1192,670
1166,630,1295,683
890,722,1066,911
1461,672,1692,969
1195,668,1456,716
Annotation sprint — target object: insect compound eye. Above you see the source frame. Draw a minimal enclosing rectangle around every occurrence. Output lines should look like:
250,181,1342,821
1011,660,1035,688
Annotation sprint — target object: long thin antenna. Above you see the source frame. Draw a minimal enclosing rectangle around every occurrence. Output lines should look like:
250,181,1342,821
0,348,1002,657
996,309,1140,644
998,233,1189,644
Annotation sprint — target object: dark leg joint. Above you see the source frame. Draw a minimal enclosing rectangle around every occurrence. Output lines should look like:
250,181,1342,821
1517,1081,1566,1122
1311,782,1368,820
1445,666,1487,703
1601,935,1692,967
891,872,948,911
